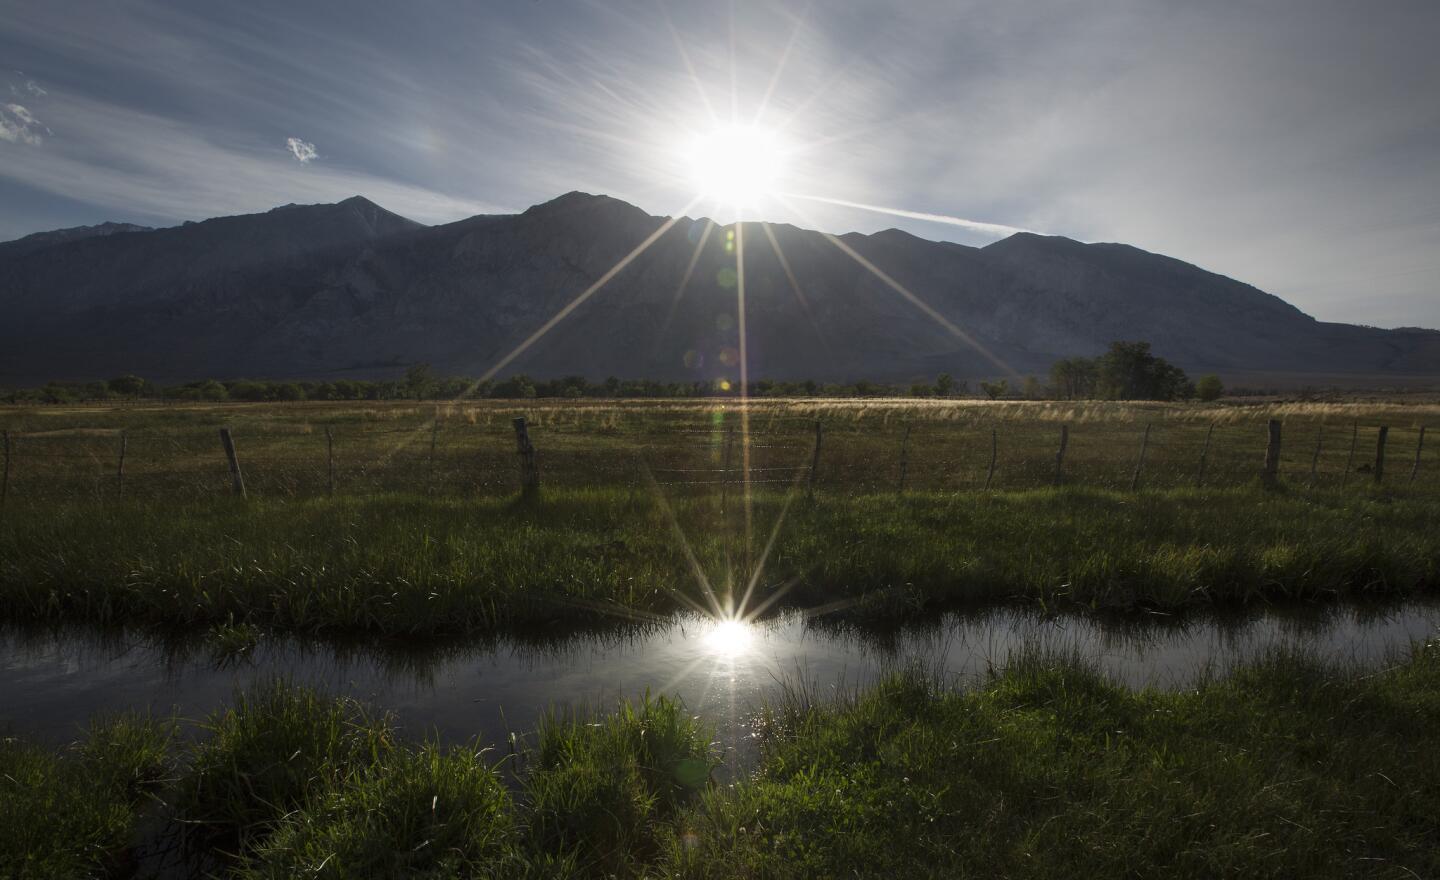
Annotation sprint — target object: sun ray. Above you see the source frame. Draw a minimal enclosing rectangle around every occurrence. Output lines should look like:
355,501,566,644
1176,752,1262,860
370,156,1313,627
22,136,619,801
654,646,725,698
735,467,806,619
467,194,703,391
740,573,806,622
652,218,715,356
728,0,740,122
751,1,812,127
657,3,718,125
640,461,727,619
734,221,753,573
776,194,1022,379
760,220,832,355
766,50,866,138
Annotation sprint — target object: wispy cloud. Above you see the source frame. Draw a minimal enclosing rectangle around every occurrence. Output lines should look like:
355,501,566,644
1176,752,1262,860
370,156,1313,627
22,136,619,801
1,71,50,145
285,136,317,163
8,71,47,98
0,103,48,145
784,192,1036,238
0,94,499,225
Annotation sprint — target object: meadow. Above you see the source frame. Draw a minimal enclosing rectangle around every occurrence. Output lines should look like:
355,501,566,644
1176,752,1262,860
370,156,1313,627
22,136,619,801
1,398,1438,637
4,644,1438,878
3,398,1439,878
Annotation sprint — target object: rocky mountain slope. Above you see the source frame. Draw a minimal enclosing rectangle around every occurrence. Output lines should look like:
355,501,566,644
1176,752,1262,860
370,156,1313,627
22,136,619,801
1,192,1435,384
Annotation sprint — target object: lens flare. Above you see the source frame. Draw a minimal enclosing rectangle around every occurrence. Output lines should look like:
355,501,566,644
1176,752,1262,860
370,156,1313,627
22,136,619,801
704,619,754,656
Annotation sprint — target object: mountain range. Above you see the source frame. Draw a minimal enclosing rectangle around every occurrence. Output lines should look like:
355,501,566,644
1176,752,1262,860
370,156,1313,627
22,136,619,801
1,192,1436,385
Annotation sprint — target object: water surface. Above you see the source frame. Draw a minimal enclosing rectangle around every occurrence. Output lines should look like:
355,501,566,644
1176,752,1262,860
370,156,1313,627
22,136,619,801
3,602,1437,762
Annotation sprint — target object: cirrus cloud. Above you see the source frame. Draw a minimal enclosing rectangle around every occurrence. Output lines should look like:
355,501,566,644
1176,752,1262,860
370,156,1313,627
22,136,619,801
285,136,317,163
0,102,48,145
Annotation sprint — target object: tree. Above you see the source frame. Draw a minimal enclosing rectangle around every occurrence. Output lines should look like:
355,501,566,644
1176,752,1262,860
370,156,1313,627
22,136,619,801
1049,358,1098,400
404,363,437,399
1196,374,1224,402
492,374,536,399
980,379,1009,400
935,373,955,397
909,382,934,397
1095,341,1192,401
107,374,146,398
274,382,305,401
1022,376,1044,399
196,380,229,401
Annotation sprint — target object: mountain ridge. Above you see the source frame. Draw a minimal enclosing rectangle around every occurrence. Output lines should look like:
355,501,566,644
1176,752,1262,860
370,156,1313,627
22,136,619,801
0,193,1435,385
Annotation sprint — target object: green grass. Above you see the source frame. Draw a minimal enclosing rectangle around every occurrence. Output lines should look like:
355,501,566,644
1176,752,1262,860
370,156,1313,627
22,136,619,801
1,398,1435,635
525,693,719,874
4,647,1439,878
1,398,1435,500
0,485,1436,636
662,645,1440,878
0,714,173,879
176,681,395,849
239,744,526,878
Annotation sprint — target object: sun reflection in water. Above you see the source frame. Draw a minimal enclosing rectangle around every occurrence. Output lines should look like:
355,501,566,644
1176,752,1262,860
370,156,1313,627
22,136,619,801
703,619,754,657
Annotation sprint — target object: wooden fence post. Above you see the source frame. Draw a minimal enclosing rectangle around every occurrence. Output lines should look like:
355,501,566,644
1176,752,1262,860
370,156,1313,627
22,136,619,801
1196,423,1214,488
1130,423,1151,491
807,420,822,499
721,426,734,516
897,425,912,494
1262,419,1281,488
1412,426,1427,484
984,428,997,491
1053,424,1069,486
512,416,539,496
1308,425,1324,487
116,431,127,499
1342,423,1358,488
1374,426,1388,484
219,428,246,498
325,427,335,496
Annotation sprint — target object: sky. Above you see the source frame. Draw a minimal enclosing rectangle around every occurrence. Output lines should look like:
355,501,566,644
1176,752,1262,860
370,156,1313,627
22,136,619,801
2,0,1437,329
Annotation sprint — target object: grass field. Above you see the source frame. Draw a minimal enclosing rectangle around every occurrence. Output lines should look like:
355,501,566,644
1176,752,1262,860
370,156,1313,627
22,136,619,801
1,398,1436,499
3,399,1438,877
4,644,1438,878
1,399,1438,636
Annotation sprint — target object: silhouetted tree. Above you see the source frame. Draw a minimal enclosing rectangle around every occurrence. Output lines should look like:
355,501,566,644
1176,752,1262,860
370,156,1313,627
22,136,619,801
404,363,437,399
1049,358,1098,400
107,374,146,398
980,379,1009,400
1095,341,1193,401
492,374,536,399
1196,374,1224,402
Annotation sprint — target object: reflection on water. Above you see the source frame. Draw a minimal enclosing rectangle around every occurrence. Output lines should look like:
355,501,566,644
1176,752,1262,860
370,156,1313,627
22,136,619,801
3,601,1438,764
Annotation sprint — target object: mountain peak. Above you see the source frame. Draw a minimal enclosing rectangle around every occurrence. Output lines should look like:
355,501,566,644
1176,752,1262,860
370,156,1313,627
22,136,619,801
524,191,646,219
984,231,1084,251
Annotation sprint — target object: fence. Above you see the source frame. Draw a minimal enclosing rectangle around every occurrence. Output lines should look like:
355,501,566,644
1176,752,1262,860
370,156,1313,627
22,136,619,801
0,409,1434,504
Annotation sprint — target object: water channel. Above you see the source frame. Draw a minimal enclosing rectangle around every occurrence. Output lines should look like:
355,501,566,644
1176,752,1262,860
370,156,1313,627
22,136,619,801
5,600,1437,764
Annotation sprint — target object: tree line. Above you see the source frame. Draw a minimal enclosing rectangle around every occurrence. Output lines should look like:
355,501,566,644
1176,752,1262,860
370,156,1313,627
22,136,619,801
1,341,1223,404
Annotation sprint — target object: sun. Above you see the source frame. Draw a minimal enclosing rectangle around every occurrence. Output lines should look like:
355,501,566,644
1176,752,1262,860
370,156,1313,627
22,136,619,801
685,123,786,206
703,618,754,656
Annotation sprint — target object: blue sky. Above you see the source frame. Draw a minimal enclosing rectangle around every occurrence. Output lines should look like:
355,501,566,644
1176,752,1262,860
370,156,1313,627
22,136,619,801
2,0,1437,328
